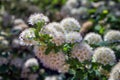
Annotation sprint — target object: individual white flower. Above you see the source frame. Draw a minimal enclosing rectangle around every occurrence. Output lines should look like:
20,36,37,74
0,57,8,66
28,13,49,25
93,47,116,65
10,58,24,68
84,32,103,44
71,42,93,62
60,17,81,32
24,58,39,68
34,46,69,73
19,28,37,46
65,32,82,43
104,30,120,41
109,62,120,80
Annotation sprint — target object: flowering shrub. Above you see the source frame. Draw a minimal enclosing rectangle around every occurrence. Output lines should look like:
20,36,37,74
1,1,120,79
18,13,120,80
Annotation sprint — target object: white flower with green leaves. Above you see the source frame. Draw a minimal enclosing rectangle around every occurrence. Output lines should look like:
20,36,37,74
104,30,120,41
61,17,81,32
84,32,102,44
65,32,82,43
109,62,120,80
71,42,93,62
93,47,116,65
19,28,36,46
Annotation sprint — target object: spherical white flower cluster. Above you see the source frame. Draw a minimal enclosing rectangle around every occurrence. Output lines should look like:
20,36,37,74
61,17,81,33
42,22,65,35
44,22,65,34
28,13,49,25
65,32,82,43
24,58,39,68
109,62,120,80
34,46,69,73
84,32,103,44
41,22,66,46
51,32,65,46
19,28,36,46
71,42,93,62
104,30,120,41
93,47,116,65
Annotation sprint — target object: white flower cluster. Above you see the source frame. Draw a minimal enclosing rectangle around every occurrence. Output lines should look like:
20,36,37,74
28,13,49,25
71,43,93,62
41,17,82,46
60,18,81,33
93,47,116,65
65,32,82,43
21,13,93,73
19,28,36,46
104,30,120,41
42,22,66,46
34,46,69,73
109,62,120,80
24,58,39,68
84,32,103,44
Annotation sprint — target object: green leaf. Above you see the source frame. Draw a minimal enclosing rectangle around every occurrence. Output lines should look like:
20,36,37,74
45,47,52,55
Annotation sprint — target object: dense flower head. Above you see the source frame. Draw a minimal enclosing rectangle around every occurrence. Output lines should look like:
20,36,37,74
109,62,120,80
65,32,82,43
84,32,103,44
24,58,39,68
51,32,65,46
34,46,69,73
71,42,93,62
60,17,81,33
41,22,65,35
28,13,49,25
19,28,36,46
93,47,116,65
104,30,120,41
41,22,66,46
47,22,65,33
